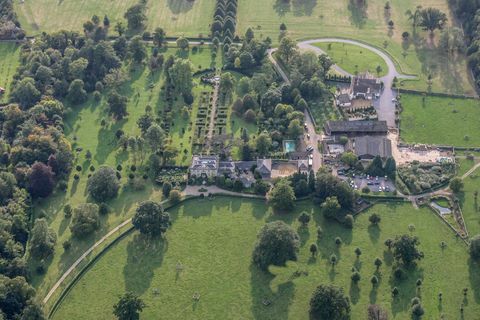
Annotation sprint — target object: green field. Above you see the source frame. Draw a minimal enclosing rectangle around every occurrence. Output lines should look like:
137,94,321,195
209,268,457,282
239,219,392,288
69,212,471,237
400,94,480,147
237,0,475,95
458,160,480,237
0,43,20,103
51,197,480,319
30,46,219,302
314,42,388,77
15,0,215,37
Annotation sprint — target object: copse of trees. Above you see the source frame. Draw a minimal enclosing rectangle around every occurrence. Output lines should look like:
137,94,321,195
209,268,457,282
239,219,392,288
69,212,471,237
314,169,355,210
211,0,238,45
252,221,300,271
0,0,25,40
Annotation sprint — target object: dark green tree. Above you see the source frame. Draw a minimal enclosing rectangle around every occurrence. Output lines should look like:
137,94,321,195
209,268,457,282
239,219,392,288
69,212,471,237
392,234,424,266
252,221,300,271
87,166,120,202
309,284,351,320
132,200,170,236
113,292,145,320
267,180,296,211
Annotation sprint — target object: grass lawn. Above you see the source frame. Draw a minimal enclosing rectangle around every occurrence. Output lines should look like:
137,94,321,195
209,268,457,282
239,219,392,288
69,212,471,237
15,0,214,37
0,43,20,103
29,46,218,303
51,197,480,319
459,165,480,237
314,42,388,77
400,93,480,147
238,0,475,95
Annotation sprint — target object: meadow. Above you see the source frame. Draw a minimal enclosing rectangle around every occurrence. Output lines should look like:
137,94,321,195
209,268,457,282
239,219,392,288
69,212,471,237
399,93,480,147
29,46,222,303
51,197,480,319
314,42,388,77
0,43,20,103
457,157,480,238
15,0,215,37
237,0,475,95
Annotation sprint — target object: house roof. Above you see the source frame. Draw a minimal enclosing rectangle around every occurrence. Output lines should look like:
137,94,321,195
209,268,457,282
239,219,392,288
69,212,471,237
289,151,309,160
256,159,272,177
324,120,388,135
354,136,392,159
352,73,381,95
218,161,235,173
298,160,309,171
191,155,219,170
337,93,351,104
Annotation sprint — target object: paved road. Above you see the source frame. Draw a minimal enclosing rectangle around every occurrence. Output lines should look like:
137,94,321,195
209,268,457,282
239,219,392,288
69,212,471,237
303,109,322,172
298,39,416,128
43,218,133,304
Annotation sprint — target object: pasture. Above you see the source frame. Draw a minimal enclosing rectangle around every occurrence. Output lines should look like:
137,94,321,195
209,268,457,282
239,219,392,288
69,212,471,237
0,43,20,103
400,94,480,147
15,0,215,37
29,46,219,301
237,0,475,95
51,197,480,319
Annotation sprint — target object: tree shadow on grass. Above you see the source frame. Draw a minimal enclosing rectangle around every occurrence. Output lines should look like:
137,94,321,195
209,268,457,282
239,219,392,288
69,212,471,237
95,119,126,165
273,0,291,17
250,264,295,320
292,0,317,16
368,224,380,244
123,233,167,295
297,226,310,247
167,0,194,15
349,282,360,305
389,266,424,317
347,0,368,28
468,258,480,304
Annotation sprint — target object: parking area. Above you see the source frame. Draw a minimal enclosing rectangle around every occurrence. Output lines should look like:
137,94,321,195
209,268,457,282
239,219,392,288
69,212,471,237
338,172,396,193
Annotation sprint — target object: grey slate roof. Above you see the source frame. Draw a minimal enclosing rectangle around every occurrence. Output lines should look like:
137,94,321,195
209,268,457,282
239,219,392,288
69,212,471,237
324,120,388,135
354,136,392,159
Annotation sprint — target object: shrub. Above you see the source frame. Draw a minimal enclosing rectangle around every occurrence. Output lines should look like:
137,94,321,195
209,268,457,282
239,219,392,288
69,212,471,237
335,237,342,245
168,189,182,204
63,240,71,250
99,203,109,215
344,214,354,228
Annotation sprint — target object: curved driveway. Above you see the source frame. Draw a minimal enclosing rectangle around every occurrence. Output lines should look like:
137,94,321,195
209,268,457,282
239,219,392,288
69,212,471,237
270,38,416,127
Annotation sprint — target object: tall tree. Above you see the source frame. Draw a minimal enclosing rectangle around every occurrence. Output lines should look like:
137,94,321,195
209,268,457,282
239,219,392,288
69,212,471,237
252,221,300,270
277,37,298,64
309,284,351,320
418,8,447,35
28,162,55,198
267,180,296,211
132,200,170,236
29,218,56,258
113,292,145,320
128,35,147,63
